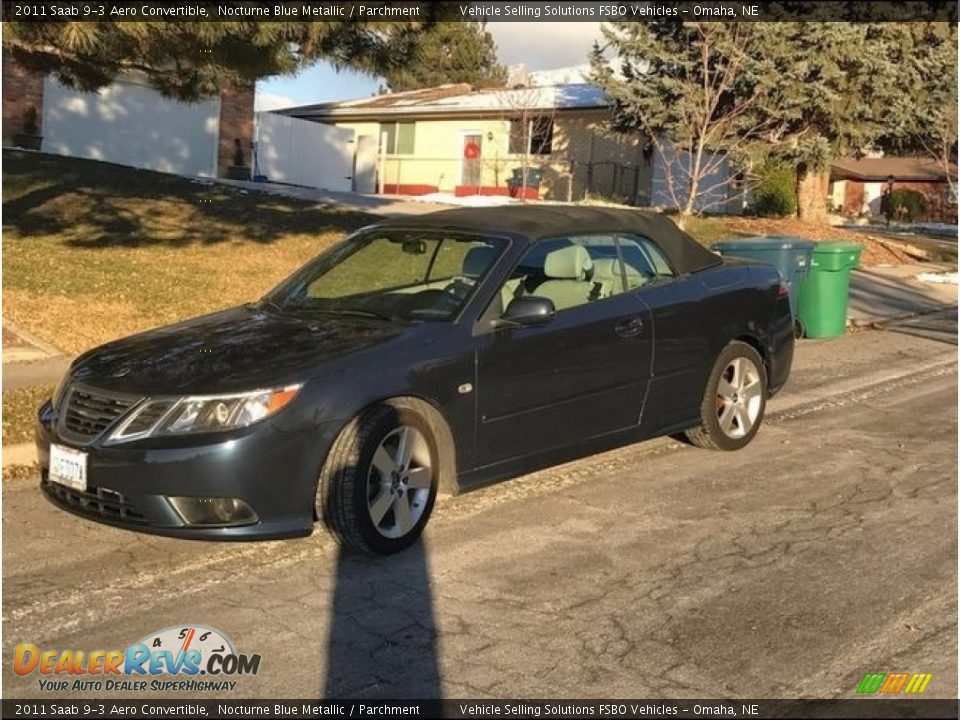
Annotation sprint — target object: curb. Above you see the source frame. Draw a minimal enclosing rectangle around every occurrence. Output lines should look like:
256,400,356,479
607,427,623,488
3,318,63,362
848,304,959,329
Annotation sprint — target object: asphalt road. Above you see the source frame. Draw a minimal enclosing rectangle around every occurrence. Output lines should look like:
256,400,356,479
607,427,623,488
3,326,957,700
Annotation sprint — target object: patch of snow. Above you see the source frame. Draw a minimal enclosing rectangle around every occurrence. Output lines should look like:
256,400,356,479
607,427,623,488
530,64,592,86
917,271,958,284
847,222,958,238
405,193,519,207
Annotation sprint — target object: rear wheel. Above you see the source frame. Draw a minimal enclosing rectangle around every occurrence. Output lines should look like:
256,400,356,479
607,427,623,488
316,404,438,555
685,341,767,451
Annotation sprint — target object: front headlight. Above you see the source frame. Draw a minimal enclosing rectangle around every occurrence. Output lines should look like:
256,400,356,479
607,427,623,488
107,384,302,443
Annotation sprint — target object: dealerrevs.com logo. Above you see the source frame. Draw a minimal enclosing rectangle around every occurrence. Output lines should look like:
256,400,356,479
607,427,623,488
14,625,261,693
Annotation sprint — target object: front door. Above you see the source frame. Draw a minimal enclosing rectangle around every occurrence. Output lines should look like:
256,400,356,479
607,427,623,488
460,134,483,187
475,236,654,467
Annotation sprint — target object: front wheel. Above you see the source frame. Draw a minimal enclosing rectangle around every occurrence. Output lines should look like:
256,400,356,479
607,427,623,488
316,404,438,555
685,341,768,451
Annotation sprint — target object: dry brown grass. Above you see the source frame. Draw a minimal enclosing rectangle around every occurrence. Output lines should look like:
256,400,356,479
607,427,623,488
3,150,376,354
2,385,53,445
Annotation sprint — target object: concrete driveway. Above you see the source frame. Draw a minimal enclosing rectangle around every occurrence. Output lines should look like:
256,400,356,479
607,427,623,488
3,327,956,700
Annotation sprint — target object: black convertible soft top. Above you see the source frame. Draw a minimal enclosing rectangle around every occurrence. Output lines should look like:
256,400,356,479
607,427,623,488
374,206,722,275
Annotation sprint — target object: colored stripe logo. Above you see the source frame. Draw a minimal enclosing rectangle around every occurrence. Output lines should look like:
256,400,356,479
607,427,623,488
857,672,932,694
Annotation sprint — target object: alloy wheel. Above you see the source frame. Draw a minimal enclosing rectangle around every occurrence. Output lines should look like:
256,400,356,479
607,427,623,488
715,356,763,439
366,425,433,539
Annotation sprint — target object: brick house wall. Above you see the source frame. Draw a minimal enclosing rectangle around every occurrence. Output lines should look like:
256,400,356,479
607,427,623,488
843,179,956,221
2,52,45,145
217,84,255,177
843,181,866,215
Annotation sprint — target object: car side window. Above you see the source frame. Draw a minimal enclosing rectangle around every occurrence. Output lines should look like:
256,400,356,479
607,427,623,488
616,234,676,289
493,234,632,315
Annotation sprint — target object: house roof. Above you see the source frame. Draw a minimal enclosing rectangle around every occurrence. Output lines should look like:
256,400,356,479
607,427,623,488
371,206,722,275
275,83,609,121
831,157,957,182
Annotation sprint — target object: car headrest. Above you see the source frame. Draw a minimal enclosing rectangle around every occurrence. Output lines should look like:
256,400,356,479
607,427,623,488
544,245,593,280
592,258,646,282
461,245,498,278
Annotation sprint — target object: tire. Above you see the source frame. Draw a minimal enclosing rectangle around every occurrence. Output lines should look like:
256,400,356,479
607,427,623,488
316,403,439,555
685,340,768,451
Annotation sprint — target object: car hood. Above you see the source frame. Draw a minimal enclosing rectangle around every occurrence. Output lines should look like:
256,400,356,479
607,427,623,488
68,305,431,396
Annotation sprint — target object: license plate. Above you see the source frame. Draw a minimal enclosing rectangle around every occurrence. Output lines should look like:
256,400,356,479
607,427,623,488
49,443,87,492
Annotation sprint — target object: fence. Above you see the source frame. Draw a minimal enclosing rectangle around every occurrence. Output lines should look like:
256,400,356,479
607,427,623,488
377,154,653,204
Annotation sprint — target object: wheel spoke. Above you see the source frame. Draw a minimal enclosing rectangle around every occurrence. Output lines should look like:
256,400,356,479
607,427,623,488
395,427,413,470
729,358,742,388
405,466,432,489
719,402,737,434
735,405,752,433
717,376,736,400
368,489,393,526
393,493,413,534
372,445,396,479
741,380,762,403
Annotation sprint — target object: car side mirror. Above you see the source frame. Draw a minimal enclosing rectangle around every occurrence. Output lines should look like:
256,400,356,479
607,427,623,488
494,296,556,328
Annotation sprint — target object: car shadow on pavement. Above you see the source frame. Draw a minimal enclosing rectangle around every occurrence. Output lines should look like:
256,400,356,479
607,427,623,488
323,543,442,699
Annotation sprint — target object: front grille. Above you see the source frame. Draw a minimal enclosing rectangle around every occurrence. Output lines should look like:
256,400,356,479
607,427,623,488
42,479,148,524
61,386,140,441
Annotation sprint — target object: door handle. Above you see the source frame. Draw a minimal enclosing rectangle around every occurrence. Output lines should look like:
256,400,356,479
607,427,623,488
615,317,644,338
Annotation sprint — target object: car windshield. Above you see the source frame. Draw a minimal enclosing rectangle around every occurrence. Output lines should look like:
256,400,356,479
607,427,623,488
267,230,507,322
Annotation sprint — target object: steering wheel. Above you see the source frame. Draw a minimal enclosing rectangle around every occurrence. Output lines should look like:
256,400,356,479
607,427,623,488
443,278,475,303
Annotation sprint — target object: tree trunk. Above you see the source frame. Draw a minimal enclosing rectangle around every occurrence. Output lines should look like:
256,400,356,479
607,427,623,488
795,164,830,222
674,211,690,230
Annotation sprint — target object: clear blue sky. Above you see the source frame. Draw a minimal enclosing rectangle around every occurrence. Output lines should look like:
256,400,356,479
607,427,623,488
256,22,603,110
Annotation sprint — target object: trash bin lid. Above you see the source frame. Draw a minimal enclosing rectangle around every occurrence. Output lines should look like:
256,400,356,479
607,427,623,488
810,241,863,254
714,236,816,251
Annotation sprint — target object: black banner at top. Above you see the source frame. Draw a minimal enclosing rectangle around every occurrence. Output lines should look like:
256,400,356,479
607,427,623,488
2,1,958,23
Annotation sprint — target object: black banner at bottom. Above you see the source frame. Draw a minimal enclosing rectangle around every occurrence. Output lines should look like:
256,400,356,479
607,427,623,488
2,699,958,720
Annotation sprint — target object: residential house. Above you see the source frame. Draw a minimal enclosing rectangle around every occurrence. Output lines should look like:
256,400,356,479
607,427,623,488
829,156,957,222
277,82,738,211
2,52,254,179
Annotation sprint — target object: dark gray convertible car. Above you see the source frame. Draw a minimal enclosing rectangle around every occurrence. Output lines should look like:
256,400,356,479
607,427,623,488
37,207,794,554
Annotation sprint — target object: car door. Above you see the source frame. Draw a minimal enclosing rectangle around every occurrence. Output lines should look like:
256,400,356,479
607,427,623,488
474,235,654,467
614,233,714,434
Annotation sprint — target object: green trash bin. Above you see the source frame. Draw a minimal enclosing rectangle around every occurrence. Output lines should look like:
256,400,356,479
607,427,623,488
796,242,863,338
712,236,815,337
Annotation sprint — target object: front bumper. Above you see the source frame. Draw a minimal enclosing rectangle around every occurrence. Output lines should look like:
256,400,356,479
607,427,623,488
36,401,337,540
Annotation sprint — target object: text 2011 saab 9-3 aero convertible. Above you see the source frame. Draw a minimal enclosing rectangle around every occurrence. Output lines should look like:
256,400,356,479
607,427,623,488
37,207,793,554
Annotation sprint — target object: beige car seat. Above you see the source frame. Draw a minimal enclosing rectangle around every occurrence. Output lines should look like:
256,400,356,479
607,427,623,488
534,245,595,311
591,258,649,297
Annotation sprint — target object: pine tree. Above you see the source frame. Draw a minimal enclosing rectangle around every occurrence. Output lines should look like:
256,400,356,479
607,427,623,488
877,23,958,193
382,22,506,92
758,23,913,219
2,21,431,100
590,22,785,226
591,21,943,222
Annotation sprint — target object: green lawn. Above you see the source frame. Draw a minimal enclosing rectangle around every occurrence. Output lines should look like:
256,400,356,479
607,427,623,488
3,150,376,354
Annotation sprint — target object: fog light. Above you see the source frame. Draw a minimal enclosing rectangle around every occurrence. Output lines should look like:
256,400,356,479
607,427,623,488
168,496,258,526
